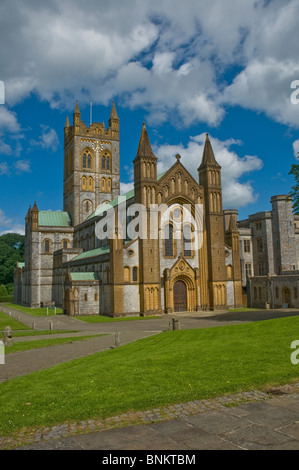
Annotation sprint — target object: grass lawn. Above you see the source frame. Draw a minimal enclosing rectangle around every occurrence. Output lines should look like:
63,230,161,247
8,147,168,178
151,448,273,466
0,311,76,337
2,303,63,317
75,314,160,323
0,311,31,331
1,315,299,439
5,334,106,354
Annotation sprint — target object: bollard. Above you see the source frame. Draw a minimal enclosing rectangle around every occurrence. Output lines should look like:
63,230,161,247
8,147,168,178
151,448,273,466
115,332,120,348
32,322,35,330
49,321,53,330
172,318,180,330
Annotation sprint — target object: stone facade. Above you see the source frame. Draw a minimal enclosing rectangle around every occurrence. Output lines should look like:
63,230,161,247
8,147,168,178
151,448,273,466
14,102,244,316
237,195,299,308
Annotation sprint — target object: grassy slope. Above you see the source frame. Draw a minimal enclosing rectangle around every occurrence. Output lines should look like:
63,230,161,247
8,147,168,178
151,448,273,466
5,334,106,354
2,303,63,317
0,315,299,436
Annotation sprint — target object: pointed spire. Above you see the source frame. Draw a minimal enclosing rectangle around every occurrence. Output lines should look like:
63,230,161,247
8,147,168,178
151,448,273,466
199,133,220,169
74,100,80,115
110,101,119,120
65,115,70,128
135,122,156,160
32,201,38,212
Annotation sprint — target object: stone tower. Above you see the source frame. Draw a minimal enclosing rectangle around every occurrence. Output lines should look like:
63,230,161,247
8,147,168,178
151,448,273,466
271,195,297,273
198,134,227,309
63,100,120,226
226,214,243,307
133,123,162,314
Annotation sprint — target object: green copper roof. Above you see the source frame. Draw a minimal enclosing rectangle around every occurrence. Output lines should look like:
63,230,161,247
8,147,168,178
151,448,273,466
70,272,99,281
17,262,25,269
72,245,110,261
39,211,71,227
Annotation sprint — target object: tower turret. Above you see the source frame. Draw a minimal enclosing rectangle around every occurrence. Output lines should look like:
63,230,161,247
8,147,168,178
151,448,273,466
198,133,227,310
133,122,157,207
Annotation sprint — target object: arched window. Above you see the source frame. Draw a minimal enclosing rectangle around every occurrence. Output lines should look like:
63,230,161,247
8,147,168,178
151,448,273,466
44,239,51,253
124,267,130,283
62,239,69,249
183,224,193,257
107,178,111,192
133,267,138,282
88,176,94,190
101,151,111,171
82,176,86,190
85,201,89,212
101,177,106,192
82,150,92,169
164,224,174,257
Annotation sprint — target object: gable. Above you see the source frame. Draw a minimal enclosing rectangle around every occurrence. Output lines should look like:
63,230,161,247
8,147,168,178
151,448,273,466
156,157,204,205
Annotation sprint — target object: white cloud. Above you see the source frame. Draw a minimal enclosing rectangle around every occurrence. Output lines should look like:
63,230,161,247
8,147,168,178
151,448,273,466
120,181,134,195
15,159,31,173
0,208,24,235
30,125,59,152
293,139,299,160
0,162,9,175
0,0,299,128
0,107,21,133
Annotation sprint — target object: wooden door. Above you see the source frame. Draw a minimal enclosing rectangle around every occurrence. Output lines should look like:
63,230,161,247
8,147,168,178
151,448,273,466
173,280,187,312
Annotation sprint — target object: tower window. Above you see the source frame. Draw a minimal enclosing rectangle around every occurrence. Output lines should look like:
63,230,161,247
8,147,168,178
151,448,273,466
101,152,111,171
82,151,92,169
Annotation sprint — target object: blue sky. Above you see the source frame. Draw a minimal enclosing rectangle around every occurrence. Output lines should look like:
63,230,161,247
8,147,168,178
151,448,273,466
0,0,299,234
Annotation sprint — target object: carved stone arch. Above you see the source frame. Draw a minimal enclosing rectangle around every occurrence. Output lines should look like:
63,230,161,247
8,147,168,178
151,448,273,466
163,258,200,313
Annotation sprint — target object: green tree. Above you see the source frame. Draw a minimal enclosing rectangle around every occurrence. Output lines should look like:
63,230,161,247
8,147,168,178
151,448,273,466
289,163,299,214
0,233,25,286
0,284,8,297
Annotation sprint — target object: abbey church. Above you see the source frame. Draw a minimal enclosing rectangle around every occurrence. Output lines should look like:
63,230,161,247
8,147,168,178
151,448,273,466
14,101,244,316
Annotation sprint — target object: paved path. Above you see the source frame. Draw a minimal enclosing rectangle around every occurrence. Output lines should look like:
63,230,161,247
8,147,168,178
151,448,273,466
1,306,299,450
15,384,299,451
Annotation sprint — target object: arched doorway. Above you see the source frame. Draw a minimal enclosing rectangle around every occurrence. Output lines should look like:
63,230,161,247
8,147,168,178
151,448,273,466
173,280,187,312
283,287,291,306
